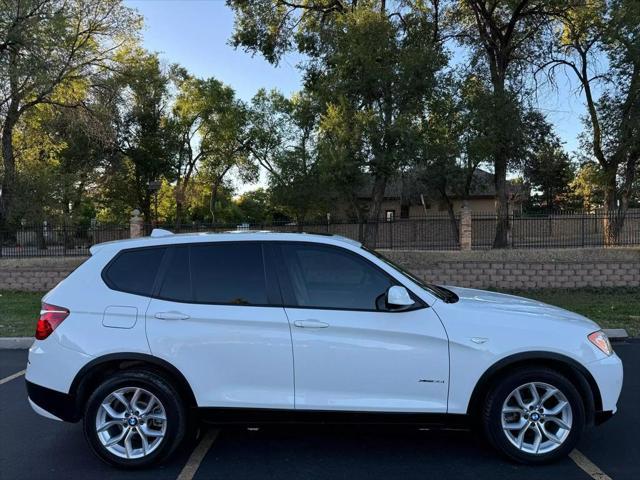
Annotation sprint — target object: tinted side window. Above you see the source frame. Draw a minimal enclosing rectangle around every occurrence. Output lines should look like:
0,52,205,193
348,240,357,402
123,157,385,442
190,243,268,305
279,244,393,310
104,248,166,296
158,247,191,301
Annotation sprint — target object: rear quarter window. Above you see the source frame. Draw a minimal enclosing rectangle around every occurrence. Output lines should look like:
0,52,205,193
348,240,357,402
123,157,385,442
102,247,166,296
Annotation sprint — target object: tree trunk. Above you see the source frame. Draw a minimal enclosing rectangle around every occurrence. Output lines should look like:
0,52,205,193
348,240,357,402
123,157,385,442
210,181,221,224
491,83,510,248
37,222,47,250
296,212,305,233
493,158,510,248
175,183,185,230
602,166,620,246
364,175,387,248
141,192,152,227
605,152,640,246
349,197,366,243
0,103,19,231
175,200,184,231
443,192,460,244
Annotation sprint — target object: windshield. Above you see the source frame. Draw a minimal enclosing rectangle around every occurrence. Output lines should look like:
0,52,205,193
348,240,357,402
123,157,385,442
363,247,458,303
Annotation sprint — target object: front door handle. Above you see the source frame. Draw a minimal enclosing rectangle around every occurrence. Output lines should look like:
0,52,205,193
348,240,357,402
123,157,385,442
294,319,329,329
154,311,190,321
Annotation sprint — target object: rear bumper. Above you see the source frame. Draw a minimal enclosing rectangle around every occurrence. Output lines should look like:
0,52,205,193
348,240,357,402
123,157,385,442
26,381,79,422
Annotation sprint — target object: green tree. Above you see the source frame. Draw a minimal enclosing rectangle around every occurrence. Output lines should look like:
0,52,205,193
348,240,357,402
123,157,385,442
542,0,640,243
0,0,140,228
453,0,565,247
413,73,527,236
103,49,173,223
569,161,606,212
6,81,117,227
168,69,253,225
229,1,445,245
316,101,368,226
413,75,465,238
248,89,328,224
235,188,279,223
522,112,574,211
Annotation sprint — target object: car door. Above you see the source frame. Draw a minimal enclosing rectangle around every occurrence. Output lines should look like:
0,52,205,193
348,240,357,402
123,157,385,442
270,242,449,413
146,241,294,409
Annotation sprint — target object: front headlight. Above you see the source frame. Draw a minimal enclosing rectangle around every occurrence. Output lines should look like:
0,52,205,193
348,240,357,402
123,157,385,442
588,330,613,356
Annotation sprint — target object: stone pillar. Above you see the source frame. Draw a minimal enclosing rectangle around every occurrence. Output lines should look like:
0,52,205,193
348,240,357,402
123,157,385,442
460,206,472,251
130,209,144,238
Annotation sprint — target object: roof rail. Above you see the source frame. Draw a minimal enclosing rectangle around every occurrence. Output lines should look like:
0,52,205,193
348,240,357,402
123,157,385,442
150,228,174,238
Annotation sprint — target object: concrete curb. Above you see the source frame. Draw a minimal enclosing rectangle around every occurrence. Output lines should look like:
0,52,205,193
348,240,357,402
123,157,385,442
603,328,629,341
0,337,33,349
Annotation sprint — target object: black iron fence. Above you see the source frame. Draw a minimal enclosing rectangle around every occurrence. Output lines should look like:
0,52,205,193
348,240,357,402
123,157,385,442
1,210,639,257
472,210,640,249
0,223,129,258
147,215,461,251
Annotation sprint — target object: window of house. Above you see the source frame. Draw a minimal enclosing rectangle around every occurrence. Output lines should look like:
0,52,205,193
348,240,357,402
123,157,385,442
385,210,395,222
400,205,410,219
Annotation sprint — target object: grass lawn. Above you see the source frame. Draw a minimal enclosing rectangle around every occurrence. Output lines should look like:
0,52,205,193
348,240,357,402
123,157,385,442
502,287,640,337
0,288,638,337
0,291,43,337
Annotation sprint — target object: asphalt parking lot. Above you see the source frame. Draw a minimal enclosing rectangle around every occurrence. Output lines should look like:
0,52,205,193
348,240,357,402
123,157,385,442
1,343,638,480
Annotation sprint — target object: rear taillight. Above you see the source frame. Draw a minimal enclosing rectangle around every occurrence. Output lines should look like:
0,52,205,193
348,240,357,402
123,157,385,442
35,303,70,340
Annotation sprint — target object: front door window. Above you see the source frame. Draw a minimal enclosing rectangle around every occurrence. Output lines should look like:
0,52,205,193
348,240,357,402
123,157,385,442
278,243,393,310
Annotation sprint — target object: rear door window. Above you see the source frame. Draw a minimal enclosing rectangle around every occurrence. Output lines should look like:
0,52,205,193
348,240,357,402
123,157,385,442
157,246,191,301
189,242,268,305
103,247,166,296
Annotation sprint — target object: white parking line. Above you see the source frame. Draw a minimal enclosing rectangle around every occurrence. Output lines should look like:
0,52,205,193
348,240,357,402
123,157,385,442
0,369,26,385
176,428,219,480
569,449,613,480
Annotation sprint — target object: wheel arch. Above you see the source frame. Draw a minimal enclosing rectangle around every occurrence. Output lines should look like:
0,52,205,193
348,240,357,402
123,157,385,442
70,352,197,417
466,351,602,426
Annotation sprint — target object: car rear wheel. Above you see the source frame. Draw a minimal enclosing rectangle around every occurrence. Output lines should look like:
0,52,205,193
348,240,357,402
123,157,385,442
482,367,585,464
83,370,187,468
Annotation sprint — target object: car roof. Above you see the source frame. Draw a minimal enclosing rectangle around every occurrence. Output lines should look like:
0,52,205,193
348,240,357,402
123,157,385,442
89,229,362,255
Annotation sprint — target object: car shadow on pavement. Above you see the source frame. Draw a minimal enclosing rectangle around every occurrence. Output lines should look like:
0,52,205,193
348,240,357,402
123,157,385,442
194,425,591,480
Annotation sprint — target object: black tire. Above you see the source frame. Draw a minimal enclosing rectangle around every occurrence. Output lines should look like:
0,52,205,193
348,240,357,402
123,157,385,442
83,370,187,468
482,367,585,464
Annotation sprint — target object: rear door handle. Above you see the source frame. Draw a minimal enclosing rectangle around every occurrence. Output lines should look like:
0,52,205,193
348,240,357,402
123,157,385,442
294,319,329,329
154,311,190,321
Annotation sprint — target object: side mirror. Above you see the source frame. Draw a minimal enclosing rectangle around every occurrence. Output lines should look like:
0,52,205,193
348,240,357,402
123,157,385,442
386,285,414,309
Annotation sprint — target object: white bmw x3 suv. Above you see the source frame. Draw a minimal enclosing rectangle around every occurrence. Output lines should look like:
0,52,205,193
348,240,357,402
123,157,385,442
26,230,622,468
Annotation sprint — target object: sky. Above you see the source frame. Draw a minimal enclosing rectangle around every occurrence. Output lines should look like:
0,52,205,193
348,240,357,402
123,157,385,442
124,0,303,100
125,0,588,189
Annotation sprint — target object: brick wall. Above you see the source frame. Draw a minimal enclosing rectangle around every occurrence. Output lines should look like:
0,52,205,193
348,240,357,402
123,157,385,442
0,248,638,292
382,248,640,290
0,258,86,292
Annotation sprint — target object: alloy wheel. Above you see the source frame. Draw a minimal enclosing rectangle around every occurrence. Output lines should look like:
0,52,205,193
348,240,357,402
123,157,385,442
95,386,167,459
501,381,573,455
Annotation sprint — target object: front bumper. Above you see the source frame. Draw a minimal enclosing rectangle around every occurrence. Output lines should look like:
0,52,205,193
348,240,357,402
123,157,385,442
27,381,79,422
586,351,623,413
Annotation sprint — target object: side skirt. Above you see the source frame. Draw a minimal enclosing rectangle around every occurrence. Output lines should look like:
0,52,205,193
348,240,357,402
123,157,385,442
196,407,471,428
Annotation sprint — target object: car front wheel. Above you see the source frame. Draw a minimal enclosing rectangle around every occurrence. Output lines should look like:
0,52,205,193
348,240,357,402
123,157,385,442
482,367,585,464
83,370,187,468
